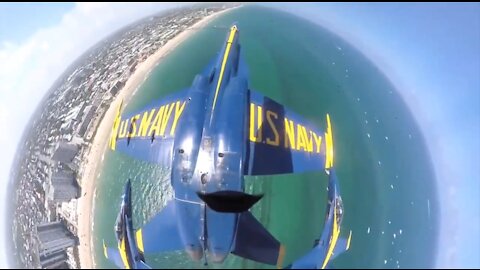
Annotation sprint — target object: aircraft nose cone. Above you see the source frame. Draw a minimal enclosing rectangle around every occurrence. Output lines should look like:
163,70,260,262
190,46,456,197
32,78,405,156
123,179,132,202
185,246,203,261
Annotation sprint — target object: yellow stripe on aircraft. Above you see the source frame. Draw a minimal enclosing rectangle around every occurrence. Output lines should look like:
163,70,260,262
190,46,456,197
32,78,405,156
118,238,131,269
324,114,334,169
211,25,237,113
321,201,341,269
103,240,108,259
346,230,352,250
136,229,144,253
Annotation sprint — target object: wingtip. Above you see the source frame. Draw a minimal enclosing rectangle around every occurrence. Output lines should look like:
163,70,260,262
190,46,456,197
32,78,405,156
324,113,334,169
346,230,352,250
103,239,108,259
136,228,144,253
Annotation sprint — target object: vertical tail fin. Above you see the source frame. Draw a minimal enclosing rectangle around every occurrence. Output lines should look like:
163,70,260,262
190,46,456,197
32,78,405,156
232,211,284,267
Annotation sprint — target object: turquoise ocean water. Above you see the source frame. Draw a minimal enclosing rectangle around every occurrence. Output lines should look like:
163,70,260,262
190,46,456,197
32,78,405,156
93,6,438,269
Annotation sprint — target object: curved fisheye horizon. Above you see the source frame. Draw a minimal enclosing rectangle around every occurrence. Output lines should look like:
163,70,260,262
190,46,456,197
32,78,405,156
1,2,478,269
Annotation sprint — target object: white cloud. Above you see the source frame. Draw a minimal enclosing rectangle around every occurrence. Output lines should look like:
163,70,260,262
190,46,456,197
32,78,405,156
0,2,191,267
0,107,9,145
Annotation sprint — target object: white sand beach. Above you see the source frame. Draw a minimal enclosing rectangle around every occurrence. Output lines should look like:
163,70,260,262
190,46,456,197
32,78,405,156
76,7,236,268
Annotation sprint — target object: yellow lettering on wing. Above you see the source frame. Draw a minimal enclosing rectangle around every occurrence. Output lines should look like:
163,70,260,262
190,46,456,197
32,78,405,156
303,127,313,153
296,124,307,151
118,119,129,139
128,114,140,138
148,105,165,137
257,105,263,142
312,131,322,153
284,118,296,149
248,103,328,157
111,100,187,143
109,101,123,150
266,110,279,146
160,102,175,136
249,103,257,142
110,116,121,149
170,101,186,136
249,103,265,143
137,109,156,137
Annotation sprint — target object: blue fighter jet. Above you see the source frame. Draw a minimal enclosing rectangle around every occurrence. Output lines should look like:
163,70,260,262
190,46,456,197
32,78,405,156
106,24,350,268
103,179,152,269
288,167,352,269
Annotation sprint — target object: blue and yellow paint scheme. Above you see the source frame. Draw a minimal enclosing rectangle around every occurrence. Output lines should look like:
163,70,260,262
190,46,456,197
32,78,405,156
288,167,352,269
103,180,151,269
108,25,350,268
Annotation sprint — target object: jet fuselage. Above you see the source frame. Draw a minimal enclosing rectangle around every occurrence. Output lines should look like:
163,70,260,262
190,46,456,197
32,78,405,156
170,25,246,263
113,180,147,269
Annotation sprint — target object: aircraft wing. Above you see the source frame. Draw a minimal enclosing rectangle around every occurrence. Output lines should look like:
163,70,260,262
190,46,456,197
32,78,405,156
245,89,334,176
103,240,125,269
331,231,352,260
289,233,352,269
109,90,189,167
289,243,327,269
135,200,184,253
289,231,352,269
136,261,152,269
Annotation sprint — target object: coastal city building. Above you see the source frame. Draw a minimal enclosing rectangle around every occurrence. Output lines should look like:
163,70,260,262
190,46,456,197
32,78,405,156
38,250,69,269
76,105,96,139
47,169,79,203
35,221,78,269
51,142,79,164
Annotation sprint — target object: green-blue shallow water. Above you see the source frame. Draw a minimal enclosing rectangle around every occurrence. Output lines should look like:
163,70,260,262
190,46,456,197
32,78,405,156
93,5,438,269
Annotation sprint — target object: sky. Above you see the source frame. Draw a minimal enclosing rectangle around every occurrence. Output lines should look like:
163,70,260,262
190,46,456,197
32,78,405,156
0,2,478,269
0,3,75,44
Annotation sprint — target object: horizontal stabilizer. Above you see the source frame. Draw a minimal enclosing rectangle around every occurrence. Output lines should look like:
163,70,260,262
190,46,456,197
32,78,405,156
136,200,183,253
103,240,124,269
289,244,323,269
331,231,352,260
290,231,352,269
232,211,284,266
196,190,263,213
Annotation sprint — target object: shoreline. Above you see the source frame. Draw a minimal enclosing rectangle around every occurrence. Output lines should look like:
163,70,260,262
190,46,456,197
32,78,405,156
76,7,236,268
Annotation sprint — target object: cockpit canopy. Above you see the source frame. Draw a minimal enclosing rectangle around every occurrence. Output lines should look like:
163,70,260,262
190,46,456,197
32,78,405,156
114,209,123,242
335,196,344,225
